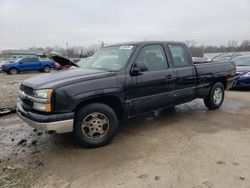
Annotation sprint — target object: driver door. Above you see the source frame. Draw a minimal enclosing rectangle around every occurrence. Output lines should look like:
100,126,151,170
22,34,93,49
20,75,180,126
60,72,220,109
126,44,176,116
18,58,30,71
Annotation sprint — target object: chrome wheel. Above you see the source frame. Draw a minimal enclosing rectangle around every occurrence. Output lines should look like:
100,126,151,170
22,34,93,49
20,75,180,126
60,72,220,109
9,68,17,75
81,112,109,139
213,88,223,105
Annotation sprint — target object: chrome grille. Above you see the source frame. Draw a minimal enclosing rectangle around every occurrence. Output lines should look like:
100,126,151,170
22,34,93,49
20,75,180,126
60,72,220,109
19,84,34,110
20,84,34,96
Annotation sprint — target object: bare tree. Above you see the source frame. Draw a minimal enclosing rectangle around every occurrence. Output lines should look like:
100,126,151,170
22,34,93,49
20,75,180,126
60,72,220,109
240,40,250,51
6,39,250,59
185,40,197,48
227,40,238,51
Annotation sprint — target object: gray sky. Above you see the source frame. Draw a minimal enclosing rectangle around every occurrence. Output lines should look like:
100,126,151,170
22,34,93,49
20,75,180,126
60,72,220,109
0,0,250,50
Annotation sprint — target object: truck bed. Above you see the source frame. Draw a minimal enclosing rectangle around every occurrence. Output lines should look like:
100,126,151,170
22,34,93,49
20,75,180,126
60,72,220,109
194,61,235,97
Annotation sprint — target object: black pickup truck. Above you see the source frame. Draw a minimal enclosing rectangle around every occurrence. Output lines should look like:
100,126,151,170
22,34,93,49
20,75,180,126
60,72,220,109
17,41,235,147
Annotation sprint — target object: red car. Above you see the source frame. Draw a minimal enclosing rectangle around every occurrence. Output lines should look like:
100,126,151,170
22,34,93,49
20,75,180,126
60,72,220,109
46,52,78,70
54,61,72,70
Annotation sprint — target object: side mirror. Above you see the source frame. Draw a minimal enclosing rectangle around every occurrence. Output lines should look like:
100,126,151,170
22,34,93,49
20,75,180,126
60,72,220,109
131,61,148,76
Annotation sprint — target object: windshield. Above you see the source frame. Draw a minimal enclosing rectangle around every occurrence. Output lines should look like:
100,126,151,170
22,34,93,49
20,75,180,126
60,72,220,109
14,58,23,63
233,57,250,66
81,45,134,71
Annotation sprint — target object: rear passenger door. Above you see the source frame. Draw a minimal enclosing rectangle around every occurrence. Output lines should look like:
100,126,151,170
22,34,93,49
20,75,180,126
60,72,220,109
168,44,197,104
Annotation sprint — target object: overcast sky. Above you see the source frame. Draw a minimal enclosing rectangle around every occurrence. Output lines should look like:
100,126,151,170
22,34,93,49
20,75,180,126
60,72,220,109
0,0,250,50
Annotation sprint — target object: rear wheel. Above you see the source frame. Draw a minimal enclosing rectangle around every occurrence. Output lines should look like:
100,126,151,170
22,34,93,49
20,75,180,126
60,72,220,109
74,103,118,148
204,82,225,110
43,65,51,73
8,68,18,75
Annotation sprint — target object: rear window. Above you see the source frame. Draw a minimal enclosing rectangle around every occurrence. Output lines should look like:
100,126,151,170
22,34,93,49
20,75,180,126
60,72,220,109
169,45,189,67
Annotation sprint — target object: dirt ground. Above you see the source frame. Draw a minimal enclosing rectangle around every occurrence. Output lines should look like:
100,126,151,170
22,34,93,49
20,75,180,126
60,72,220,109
0,73,41,108
0,73,250,188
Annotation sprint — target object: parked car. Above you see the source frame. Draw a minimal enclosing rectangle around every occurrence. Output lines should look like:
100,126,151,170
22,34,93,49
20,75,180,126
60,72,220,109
54,62,62,70
46,52,81,71
231,55,250,88
0,61,4,72
212,52,241,62
16,41,235,148
192,57,211,64
1,56,55,75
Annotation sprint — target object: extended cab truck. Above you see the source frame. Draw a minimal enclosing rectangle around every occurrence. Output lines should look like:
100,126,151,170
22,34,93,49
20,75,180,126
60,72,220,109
16,41,236,147
2,56,55,75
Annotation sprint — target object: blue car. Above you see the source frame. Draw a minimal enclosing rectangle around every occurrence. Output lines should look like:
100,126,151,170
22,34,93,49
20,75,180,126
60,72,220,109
0,61,3,72
232,55,250,88
2,56,55,75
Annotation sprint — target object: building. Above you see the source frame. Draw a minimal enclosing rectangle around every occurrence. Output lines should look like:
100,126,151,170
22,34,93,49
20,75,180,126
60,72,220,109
0,49,46,59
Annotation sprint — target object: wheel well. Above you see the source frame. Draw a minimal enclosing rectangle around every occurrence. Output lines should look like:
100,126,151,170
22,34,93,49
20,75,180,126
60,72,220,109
8,67,18,72
215,77,227,89
74,96,124,120
43,65,51,68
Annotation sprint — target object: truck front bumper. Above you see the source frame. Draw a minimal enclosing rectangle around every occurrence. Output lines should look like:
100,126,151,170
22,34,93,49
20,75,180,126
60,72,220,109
16,101,74,133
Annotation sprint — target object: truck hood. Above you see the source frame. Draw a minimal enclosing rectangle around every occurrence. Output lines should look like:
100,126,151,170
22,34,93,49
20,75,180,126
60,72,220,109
22,68,116,89
45,52,79,67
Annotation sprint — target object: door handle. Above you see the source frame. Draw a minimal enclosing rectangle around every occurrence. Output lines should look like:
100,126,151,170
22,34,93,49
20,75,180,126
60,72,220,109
166,75,172,80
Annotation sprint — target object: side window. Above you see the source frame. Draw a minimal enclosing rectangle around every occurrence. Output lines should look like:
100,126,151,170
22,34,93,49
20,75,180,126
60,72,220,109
20,58,28,63
136,45,168,71
169,45,190,68
29,58,38,62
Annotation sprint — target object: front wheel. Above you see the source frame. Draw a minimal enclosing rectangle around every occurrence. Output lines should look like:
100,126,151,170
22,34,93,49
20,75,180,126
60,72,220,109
74,103,118,148
204,82,225,110
8,68,18,75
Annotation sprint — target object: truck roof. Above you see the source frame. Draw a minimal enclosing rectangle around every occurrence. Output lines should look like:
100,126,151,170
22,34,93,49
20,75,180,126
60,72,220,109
106,41,185,47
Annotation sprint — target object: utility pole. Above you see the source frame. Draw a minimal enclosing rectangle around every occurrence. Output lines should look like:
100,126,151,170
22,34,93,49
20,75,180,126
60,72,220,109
66,42,69,58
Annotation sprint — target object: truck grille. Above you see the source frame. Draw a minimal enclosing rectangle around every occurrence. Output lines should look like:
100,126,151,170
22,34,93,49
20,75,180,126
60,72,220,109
19,84,34,110
20,84,34,96
21,99,33,110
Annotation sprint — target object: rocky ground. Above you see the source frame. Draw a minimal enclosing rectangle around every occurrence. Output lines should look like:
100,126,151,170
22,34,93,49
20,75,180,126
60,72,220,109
0,72,250,188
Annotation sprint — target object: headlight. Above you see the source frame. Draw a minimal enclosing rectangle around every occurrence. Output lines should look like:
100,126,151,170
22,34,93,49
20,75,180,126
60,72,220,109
33,89,53,112
241,72,250,78
34,89,53,98
33,102,51,112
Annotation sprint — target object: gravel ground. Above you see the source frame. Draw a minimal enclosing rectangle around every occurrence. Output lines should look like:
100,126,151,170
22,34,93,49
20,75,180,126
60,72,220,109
0,72,41,108
0,89,250,188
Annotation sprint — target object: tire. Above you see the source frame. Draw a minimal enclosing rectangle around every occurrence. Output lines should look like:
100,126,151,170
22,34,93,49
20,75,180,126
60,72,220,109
74,103,119,148
204,82,225,110
42,65,51,73
8,68,18,75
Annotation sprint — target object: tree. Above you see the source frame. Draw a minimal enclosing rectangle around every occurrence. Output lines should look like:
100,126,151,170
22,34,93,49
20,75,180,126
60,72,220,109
185,40,197,48
226,40,238,51
239,40,250,51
